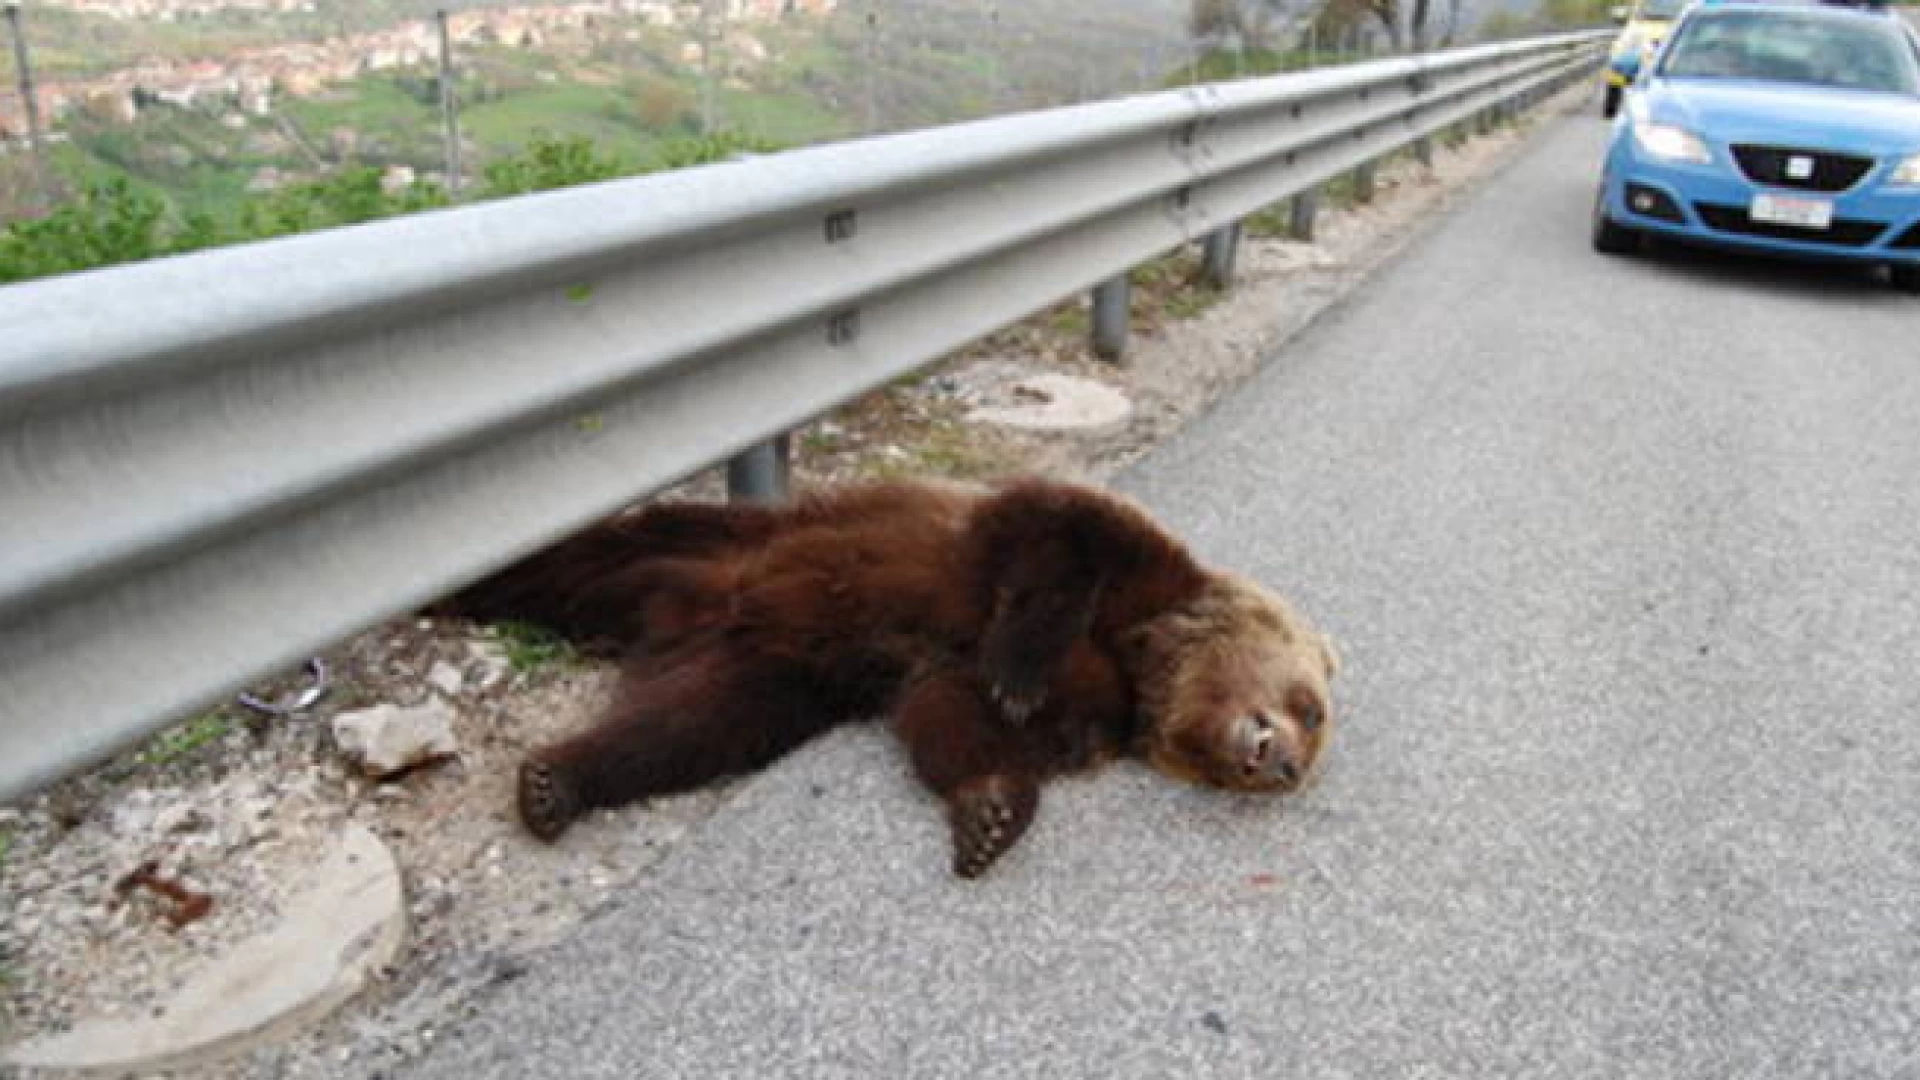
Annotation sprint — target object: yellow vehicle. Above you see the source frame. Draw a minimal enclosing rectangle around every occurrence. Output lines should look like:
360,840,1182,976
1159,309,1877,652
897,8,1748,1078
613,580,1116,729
1603,0,1690,117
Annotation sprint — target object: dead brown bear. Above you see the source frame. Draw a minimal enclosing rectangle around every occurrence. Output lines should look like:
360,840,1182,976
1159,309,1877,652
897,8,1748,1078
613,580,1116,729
446,477,1337,877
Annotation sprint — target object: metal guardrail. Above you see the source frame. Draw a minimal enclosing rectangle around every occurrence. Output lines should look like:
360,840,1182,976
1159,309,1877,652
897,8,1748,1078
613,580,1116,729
0,32,1608,801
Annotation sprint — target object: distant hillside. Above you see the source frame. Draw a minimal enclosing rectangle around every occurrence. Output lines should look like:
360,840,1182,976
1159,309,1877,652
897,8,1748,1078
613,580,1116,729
8,0,1197,216
3,0,1576,226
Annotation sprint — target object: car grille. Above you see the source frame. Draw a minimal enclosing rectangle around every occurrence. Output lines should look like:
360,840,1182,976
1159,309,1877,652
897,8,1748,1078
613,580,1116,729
1730,145,1874,193
1693,203,1887,247
1889,222,1920,251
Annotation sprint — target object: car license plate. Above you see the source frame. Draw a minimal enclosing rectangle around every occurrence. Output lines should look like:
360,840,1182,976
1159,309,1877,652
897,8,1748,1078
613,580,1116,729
1750,193,1833,230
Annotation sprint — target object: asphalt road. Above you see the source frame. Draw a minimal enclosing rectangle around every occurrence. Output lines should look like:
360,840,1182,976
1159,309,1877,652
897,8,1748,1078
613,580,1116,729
402,103,1920,1079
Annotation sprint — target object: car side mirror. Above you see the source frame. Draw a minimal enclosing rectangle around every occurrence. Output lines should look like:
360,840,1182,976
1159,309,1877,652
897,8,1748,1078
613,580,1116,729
1610,5,1629,23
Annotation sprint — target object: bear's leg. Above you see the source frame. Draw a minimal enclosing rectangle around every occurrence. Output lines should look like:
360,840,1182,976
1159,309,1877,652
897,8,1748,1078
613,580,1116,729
442,500,784,649
519,641,843,840
967,480,1206,724
891,671,1043,878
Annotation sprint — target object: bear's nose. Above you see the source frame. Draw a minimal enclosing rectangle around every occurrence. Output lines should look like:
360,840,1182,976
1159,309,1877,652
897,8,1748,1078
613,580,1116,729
1238,714,1305,787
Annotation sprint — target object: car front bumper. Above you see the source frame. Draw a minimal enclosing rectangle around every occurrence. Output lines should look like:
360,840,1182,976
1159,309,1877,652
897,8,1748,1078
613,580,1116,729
1603,139,1920,265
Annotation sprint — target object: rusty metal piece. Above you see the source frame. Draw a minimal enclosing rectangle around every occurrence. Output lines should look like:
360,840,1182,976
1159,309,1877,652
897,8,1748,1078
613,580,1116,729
115,860,214,929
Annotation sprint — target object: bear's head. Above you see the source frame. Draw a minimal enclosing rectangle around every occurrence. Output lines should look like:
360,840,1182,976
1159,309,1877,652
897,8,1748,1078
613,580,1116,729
1126,573,1338,794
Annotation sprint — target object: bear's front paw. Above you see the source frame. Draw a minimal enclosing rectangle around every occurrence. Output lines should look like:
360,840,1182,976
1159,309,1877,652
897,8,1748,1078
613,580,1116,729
518,757,584,842
949,774,1038,879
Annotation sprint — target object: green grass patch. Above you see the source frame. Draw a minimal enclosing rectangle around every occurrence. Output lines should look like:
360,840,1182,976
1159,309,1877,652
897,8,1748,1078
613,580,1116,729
462,82,652,157
281,78,437,135
1245,201,1298,239
137,710,235,766
868,423,996,481
714,88,846,148
489,620,577,674
1165,280,1224,319
1045,303,1090,338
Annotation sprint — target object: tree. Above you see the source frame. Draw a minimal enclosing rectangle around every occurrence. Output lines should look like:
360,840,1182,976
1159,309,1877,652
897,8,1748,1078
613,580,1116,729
1188,0,1320,52
1311,0,1457,53
480,135,630,198
636,79,692,130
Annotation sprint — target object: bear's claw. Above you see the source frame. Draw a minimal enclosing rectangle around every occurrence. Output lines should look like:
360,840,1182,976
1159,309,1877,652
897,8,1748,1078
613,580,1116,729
949,775,1038,879
518,758,583,842
988,678,1049,726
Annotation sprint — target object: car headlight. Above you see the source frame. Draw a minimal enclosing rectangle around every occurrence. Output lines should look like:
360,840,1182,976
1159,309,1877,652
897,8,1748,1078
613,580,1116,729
1632,120,1711,164
1892,153,1920,186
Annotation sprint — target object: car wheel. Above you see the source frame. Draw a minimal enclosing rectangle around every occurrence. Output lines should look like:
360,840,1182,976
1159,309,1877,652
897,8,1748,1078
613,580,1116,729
1890,263,1920,295
1602,85,1622,119
1592,189,1640,255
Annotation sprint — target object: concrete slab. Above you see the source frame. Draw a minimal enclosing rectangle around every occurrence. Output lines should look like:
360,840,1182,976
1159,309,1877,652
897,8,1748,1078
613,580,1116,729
6,824,406,1077
968,373,1132,432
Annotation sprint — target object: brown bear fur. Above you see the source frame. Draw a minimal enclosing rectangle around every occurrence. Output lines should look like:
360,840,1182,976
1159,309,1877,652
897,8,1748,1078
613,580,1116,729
445,477,1337,877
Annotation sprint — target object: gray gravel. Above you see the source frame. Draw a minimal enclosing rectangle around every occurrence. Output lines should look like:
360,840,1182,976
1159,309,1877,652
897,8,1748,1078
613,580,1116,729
399,106,1920,1080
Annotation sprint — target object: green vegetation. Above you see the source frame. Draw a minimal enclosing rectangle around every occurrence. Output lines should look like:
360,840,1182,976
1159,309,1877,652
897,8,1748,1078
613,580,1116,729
868,418,998,480
2,0,1203,278
137,710,235,766
1,130,774,284
1130,250,1226,319
480,132,629,196
1167,44,1372,86
489,619,576,674
1245,200,1297,239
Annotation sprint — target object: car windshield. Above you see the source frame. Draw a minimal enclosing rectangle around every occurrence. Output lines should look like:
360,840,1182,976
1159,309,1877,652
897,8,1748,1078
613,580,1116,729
1638,0,1689,20
1661,9,1920,94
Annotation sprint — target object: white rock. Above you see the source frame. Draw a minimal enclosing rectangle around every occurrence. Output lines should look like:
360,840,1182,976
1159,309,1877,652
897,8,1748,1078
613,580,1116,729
468,643,513,689
426,661,464,699
330,702,459,779
153,801,205,835
112,791,161,836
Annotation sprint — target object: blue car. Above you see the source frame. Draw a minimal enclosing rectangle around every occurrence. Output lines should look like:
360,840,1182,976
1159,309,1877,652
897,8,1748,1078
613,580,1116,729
1593,0,1920,292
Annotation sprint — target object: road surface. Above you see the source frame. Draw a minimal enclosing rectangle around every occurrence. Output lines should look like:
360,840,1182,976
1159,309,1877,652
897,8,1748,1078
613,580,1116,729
401,99,1920,1079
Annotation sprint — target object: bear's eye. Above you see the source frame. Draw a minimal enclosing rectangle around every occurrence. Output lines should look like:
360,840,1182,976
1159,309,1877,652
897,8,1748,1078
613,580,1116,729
1284,685,1324,732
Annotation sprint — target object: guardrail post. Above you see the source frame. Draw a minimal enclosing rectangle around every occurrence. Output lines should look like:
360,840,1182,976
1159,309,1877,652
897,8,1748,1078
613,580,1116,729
1091,274,1130,361
1413,135,1434,168
1353,161,1377,203
1289,189,1319,242
1201,222,1243,290
726,434,791,503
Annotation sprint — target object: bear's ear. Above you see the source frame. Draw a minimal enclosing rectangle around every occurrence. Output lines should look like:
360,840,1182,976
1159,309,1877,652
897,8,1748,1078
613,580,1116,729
1317,633,1342,680
1119,624,1157,662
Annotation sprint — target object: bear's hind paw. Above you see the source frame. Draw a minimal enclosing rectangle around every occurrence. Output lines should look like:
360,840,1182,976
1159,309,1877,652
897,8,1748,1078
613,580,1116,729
518,757,584,842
